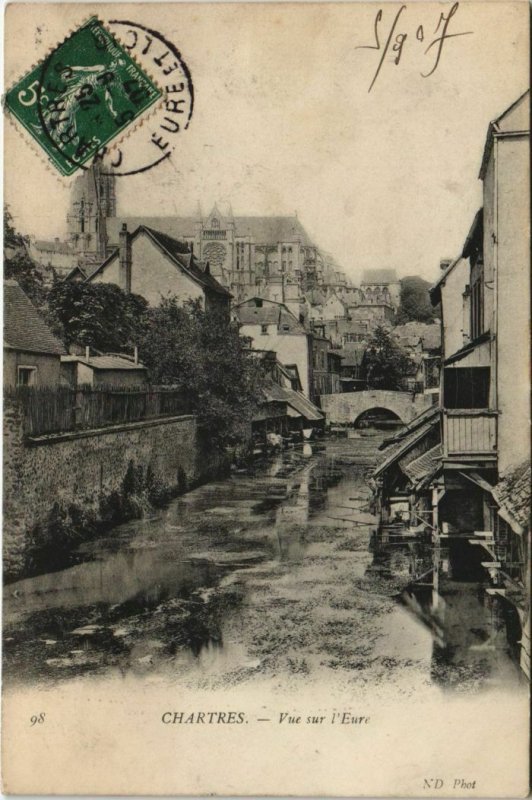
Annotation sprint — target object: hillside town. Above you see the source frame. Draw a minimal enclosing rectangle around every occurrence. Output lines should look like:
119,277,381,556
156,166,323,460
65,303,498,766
3,90,530,688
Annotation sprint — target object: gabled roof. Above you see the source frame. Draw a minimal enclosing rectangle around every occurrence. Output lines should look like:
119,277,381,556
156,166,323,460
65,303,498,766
479,90,530,179
142,227,231,296
361,268,398,285
87,226,231,297
235,298,306,333
4,280,66,356
429,255,465,306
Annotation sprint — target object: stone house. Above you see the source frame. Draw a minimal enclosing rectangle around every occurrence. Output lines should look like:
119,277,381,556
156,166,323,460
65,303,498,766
4,280,66,388
234,297,313,399
85,224,231,315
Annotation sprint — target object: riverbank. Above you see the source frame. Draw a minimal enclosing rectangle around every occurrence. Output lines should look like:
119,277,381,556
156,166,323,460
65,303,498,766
4,434,523,694
3,406,232,583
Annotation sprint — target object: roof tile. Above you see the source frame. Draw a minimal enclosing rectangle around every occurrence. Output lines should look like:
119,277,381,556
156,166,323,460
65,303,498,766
4,280,66,356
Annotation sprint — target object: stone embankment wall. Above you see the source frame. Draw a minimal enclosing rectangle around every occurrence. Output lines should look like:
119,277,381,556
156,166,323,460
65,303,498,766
4,402,211,580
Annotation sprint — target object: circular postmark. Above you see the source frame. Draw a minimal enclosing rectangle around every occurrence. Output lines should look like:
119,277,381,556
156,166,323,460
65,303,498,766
35,18,193,178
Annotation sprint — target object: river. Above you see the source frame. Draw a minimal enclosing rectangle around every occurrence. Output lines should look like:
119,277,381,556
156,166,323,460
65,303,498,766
3,435,524,694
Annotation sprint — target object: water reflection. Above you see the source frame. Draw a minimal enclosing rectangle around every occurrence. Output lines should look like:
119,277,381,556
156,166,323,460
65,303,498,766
3,437,524,691
370,528,523,689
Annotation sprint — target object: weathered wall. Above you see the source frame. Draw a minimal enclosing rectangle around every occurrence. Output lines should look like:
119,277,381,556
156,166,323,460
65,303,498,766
321,390,432,425
241,324,311,398
3,404,205,579
4,348,62,388
493,135,531,473
440,257,469,360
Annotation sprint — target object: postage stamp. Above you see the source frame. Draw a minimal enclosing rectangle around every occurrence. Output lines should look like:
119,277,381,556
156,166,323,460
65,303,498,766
5,16,163,176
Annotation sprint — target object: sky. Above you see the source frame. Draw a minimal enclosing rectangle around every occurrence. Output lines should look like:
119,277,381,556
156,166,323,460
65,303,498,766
4,2,529,286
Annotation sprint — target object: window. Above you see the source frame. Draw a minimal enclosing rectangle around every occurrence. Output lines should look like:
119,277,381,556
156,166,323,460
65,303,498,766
17,366,36,386
211,218,219,228
470,261,485,340
443,367,490,409
261,324,268,335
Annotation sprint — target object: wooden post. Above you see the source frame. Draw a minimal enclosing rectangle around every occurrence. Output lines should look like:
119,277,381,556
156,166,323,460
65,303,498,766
432,484,441,602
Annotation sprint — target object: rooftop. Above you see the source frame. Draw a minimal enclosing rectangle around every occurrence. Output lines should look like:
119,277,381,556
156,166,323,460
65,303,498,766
4,280,66,356
338,344,365,367
393,322,441,351
106,214,314,248
403,444,442,489
361,268,398,285
235,298,306,333
495,459,530,531
61,354,147,371
262,382,323,421
87,226,231,297
373,416,439,479
32,239,75,256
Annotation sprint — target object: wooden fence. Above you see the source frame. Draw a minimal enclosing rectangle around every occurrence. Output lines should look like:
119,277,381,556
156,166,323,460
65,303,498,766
5,385,192,437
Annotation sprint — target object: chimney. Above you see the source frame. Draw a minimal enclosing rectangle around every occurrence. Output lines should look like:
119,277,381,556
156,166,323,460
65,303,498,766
119,223,132,292
85,346,90,361
133,346,138,365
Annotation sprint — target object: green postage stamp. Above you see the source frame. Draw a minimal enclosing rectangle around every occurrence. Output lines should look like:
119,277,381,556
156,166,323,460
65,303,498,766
5,17,163,176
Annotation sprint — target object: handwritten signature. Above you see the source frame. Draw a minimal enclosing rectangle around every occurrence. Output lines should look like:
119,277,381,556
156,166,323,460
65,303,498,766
356,3,473,92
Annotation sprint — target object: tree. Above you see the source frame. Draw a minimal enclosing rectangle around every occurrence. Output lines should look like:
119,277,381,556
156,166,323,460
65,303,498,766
4,207,48,306
47,280,149,351
396,276,441,324
139,297,267,450
363,326,413,390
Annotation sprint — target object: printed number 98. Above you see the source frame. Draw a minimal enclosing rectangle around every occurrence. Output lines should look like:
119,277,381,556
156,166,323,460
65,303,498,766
30,713,45,726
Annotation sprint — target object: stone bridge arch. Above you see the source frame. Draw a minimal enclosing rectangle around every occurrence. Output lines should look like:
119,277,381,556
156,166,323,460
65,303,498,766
320,390,433,426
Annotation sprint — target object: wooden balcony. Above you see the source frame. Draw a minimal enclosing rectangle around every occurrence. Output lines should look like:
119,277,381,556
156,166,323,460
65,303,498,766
443,410,497,460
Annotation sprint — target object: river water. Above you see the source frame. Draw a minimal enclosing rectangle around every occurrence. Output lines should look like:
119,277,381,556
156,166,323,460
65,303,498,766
3,435,524,694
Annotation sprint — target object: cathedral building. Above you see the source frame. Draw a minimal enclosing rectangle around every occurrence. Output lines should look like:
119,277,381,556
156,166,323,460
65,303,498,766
103,205,324,303
62,167,346,303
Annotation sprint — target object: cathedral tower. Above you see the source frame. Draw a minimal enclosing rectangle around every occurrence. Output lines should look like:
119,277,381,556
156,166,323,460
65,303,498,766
67,163,116,258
